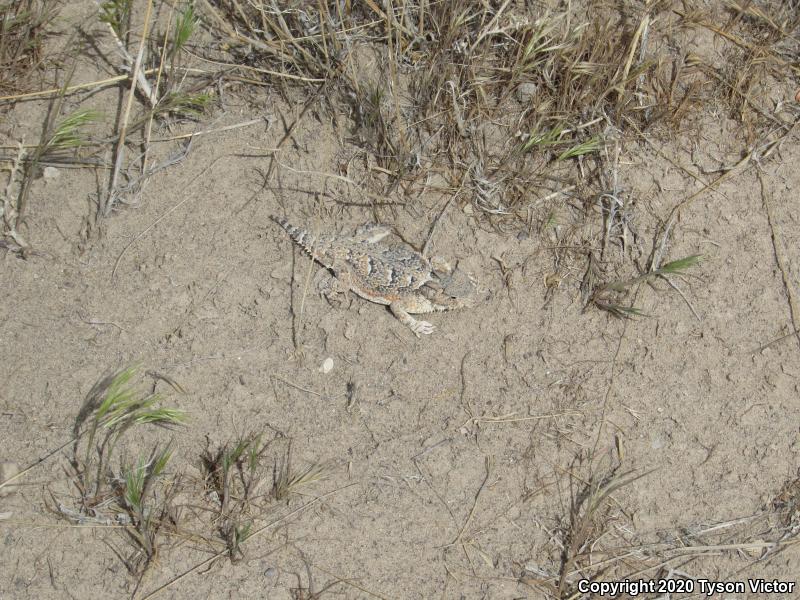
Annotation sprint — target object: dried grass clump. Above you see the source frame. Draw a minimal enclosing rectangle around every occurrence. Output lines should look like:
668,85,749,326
0,1,56,96
198,1,753,318
201,2,684,217
200,1,797,208
201,435,327,562
677,1,800,140
520,458,800,598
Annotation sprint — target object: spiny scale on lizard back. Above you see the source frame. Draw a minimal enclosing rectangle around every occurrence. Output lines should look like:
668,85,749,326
355,244,431,293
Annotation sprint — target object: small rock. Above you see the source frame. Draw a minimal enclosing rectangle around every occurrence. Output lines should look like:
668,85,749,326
43,166,60,179
320,357,334,374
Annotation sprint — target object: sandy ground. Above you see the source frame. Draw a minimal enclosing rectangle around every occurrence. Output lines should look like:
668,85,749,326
1,2,799,599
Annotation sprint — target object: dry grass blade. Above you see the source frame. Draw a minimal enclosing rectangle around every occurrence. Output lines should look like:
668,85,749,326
273,461,328,502
105,0,154,215
556,467,656,597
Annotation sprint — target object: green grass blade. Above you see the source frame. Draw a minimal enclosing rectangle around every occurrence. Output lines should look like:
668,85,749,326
522,124,565,152
95,365,138,420
656,254,703,275
151,445,172,477
557,135,603,161
156,92,212,117
171,4,197,57
123,456,147,510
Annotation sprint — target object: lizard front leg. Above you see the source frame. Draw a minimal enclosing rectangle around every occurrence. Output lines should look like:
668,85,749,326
390,296,435,336
315,269,350,307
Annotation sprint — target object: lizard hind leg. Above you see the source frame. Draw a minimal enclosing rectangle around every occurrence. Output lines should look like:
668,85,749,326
390,299,435,336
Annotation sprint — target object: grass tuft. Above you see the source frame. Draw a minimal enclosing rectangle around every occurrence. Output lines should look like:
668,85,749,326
68,366,185,517
589,254,703,317
116,444,180,577
201,433,268,562
46,366,187,581
202,435,327,561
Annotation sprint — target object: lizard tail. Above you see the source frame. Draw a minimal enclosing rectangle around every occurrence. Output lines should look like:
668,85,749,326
270,215,323,258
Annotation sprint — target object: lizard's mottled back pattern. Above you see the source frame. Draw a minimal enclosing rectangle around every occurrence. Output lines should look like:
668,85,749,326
271,215,471,336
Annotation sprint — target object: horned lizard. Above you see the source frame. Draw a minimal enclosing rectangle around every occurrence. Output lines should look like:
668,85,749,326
272,216,473,336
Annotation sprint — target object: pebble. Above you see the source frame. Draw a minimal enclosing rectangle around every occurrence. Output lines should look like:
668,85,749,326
320,357,334,374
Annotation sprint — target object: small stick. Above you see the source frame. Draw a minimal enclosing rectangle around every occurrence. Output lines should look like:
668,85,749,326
149,117,266,142
758,170,800,350
0,68,209,103
444,456,491,549
271,376,322,397
140,2,177,190
471,411,581,424
106,0,155,215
